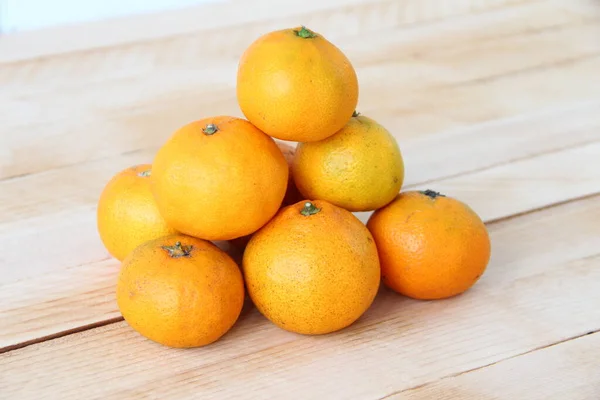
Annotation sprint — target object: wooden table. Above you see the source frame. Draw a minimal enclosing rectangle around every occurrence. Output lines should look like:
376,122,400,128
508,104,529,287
1,0,599,398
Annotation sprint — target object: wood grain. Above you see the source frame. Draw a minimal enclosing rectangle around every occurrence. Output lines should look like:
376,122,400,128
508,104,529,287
398,333,600,399
2,99,598,284
1,196,598,399
1,0,599,397
2,135,599,350
2,0,598,180
0,0,524,64
2,0,599,349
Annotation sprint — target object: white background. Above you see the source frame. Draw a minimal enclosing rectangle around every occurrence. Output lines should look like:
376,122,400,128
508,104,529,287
0,0,219,33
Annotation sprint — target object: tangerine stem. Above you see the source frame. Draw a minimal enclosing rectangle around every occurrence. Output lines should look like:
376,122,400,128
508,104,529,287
137,169,151,177
295,26,317,39
300,201,321,216
161,241,193,258
420,189,445,199
203,124,218,135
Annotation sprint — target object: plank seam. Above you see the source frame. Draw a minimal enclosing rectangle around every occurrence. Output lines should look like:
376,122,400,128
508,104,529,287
379,329,600,399
3,104,599,186
405,138,600,191
0,0,536,67
444,52,600,90
2,192,598,354
4,50,599,183
483,191,600,226
0,316,124,355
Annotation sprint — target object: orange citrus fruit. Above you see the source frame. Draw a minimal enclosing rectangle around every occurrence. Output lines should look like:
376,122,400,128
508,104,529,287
97,164,177,261
151,116,288,241
292,113,404,212
243,200,380,335
116,234,245,348
229,141,302,249
237,26,358,142
367,190,491,300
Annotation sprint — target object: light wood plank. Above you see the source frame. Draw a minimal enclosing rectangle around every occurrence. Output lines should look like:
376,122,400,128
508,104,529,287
411,142,600,223
363,51,600,134
2,34,600,279
0,240,241,354
2,101,599,286
401,100,600,184
0,0,522,64
354,7,600,96
1,0,598,396
1,0,599,357
2,0,598,179
1,196,598,399
1,139,599,351
3,99,597,235
0,150,154,283
397,332,600,399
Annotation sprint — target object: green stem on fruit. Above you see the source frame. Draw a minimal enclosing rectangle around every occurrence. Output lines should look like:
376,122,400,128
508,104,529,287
203,124,219,135
352,111,360,117
137,169,151,177
294,26,317,39
161,241,193,258
300,201,321,216
420,189,446,199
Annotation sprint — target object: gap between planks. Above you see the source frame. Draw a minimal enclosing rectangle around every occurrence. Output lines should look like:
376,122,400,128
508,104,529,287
1,194,599,399
0,0,533,65
390,330,600,399
0,317,124,355
0,192,596,355
2,0,599,180
1,92,598,284
1,90,599,352
2,134,600,346
0,144,600,352
379,328,600,399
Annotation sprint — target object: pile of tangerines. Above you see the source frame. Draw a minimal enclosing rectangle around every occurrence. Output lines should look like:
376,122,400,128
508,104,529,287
97,26,491,348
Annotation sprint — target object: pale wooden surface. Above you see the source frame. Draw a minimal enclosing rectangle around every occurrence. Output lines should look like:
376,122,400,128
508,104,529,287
1,0,599,398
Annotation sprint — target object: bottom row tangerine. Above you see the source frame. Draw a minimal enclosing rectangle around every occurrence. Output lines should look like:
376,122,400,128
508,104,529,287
116,191,490,348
